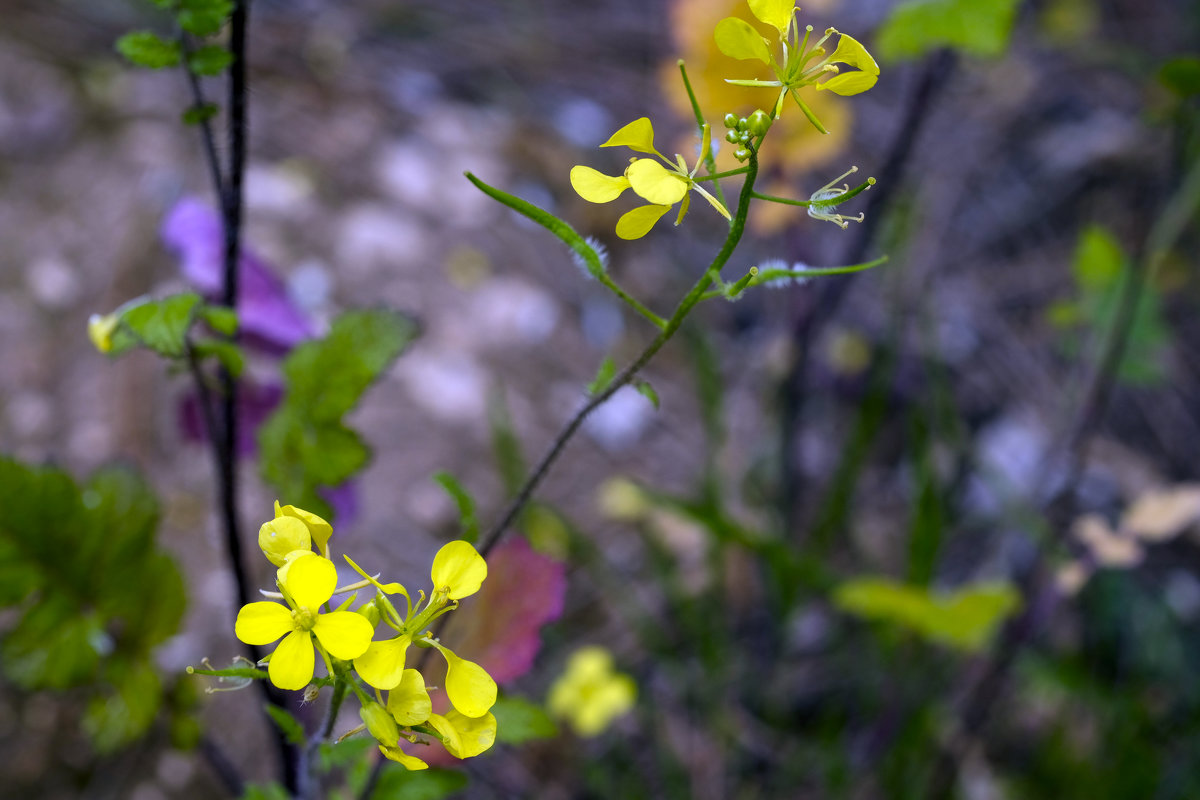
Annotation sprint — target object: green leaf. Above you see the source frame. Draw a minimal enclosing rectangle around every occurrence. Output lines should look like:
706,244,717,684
876,0,1020,62
83,661,162,752
264,704,307,746
433,471,480,543
178,0,234,37
239,783,292,800
192,338,245,376
117,293,203,358
1072,225,1125,291
116,31,181,69
371,768,469,800
633,379,660,410
259,309,417,518
587,356,617,395
198,304,238,335
315,737,374,774
182,103,219,125
0,457,182,750
833,577,1021,652
187,44,233,76
491,695,558,744
1159,57,1200,98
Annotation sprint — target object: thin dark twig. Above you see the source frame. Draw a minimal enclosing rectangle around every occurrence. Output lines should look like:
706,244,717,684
924,154,1200,800
199,734,245,797
778,49,957,538
178,32,226,203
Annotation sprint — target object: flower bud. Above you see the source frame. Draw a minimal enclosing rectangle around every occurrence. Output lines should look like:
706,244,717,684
360,701,400,747
722,112,739,129
746,109,772,136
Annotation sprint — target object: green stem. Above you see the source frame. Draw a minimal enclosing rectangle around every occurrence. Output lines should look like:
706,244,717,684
476,149,761,558
693,167,749,183
678,60,728,209
464,173,667,329
752,178,875,208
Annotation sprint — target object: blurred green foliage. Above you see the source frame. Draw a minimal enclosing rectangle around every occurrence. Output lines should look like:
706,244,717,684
876,0,1020,61
0,458,185,751
257,309,417,519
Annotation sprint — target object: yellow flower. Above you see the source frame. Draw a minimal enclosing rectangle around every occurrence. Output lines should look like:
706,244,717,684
571,117,731,239
386,669,433,726
715,0,878,130
87,313,120,354
258,515,311,567
547,646,637,737
274,501,333,558
431,540,487,600
234,552,374,690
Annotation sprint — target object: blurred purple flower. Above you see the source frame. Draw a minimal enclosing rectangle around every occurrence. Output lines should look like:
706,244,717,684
179,378,283,457
162,197,315,352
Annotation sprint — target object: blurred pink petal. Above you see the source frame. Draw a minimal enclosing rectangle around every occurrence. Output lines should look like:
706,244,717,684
161,197,315,350
445,537,567,685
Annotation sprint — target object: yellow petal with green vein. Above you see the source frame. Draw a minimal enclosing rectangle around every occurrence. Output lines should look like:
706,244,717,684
714,17,771,63
431,540,487,600
626,159,688,205
269,630,315,690
570,166,630,203
600,117,658,154
829,33,880,75
815,71,878,95
615,205,672,239
748,0,794,36
235,601,294,645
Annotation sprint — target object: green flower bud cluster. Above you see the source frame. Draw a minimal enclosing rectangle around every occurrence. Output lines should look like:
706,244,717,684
722,109,772,162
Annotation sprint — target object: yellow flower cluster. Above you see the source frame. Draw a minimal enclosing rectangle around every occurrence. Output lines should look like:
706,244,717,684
234,503,498,769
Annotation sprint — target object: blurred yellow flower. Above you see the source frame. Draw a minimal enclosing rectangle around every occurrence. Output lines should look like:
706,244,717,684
547,646,637,737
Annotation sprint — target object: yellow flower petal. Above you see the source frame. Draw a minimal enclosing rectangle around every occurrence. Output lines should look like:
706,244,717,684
282,552,337,610
600,117,659,155
259,516,311,567
714,17,771,63
431,540,487,600
275,501,333,557
815,70,878,96
355,635,411,690
570,166,631,203
379,745,428,770
269,629,315,691
441,711,497,759
615,205,673,240
828,32,880,76
427,713,463,757
234,601,294,645
386,669,432,726
748,0,794,36
312,610,374,660
436,645,497,718
625,159,689,206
